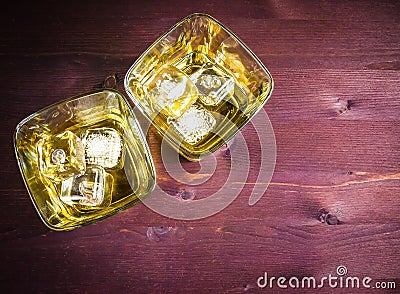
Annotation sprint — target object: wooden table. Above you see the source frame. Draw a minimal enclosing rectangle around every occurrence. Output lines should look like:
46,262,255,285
1,1,399,293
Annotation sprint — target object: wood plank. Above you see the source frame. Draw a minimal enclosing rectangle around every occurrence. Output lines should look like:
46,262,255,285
1,224,399,292
0,0,399,293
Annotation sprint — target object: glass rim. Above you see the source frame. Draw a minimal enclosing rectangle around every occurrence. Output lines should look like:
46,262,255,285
14,88,156,230
124,13,274,158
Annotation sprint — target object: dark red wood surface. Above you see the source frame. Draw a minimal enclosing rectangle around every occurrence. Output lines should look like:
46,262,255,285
1,1,399,293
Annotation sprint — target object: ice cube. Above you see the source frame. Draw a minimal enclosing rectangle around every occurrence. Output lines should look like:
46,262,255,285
81,128,124,169
189,63,234,106
172,104,216,145
60,164,112,209
37,131,86,181
147,65,198,118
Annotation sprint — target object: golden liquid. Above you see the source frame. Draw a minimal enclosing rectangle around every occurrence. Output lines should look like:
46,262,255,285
127,51,264,160
125,15,273,161
15,91,155,230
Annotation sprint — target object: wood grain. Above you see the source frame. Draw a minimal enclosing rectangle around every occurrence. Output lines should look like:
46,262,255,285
1,1,399,293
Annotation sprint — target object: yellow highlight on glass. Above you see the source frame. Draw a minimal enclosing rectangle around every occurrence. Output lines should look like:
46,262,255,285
14,89,156,231
125,13,273,161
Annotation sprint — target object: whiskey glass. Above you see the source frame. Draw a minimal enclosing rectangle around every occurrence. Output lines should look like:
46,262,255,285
125,13,273,161
14,89,156,230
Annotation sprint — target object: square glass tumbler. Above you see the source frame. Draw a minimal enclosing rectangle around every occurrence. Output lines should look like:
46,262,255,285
125,13,273,161
14,89,156,230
